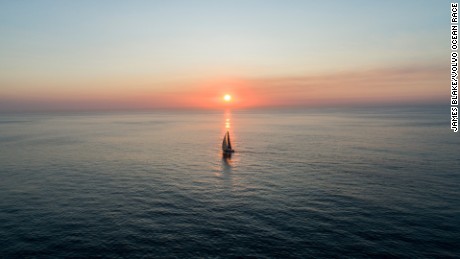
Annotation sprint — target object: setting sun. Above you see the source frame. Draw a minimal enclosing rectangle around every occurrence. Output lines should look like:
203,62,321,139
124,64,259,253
224,94,232,102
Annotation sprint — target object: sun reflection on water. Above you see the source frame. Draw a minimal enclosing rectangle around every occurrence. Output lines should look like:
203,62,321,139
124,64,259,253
224,109,231,130
220,108,238,172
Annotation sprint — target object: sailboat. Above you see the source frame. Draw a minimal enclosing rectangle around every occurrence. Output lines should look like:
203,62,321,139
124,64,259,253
222,131,235,155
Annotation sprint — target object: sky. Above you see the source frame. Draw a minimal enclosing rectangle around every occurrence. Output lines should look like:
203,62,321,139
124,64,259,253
0,0,451,111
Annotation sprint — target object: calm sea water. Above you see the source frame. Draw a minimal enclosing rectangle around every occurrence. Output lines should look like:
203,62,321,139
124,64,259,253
0,106,459,258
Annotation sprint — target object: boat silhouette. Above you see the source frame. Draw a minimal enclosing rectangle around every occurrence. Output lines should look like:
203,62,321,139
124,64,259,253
222,131,235,155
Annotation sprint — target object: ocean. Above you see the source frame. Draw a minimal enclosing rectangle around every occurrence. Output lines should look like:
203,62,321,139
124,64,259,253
0,106,459,258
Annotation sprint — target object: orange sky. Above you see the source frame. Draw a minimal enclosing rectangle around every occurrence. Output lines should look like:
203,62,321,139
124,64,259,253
0,63,446,112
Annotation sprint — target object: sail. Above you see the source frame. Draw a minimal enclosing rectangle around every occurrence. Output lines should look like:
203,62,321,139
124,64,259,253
222,132,228,150
227,132,232,150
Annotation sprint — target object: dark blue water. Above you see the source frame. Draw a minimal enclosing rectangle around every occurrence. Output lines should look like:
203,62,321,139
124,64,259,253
0,106,459,258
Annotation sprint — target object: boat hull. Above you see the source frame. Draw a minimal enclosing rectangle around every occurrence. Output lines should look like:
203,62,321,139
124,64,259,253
222,148,234,157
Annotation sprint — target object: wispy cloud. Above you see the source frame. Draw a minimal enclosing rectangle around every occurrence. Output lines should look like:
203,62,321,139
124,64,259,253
245,63,447,107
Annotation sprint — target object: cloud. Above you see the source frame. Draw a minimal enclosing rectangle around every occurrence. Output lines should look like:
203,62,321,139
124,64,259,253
245,63,447,107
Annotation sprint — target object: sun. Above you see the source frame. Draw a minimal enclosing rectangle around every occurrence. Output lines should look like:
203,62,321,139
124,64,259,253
223,94,232,102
